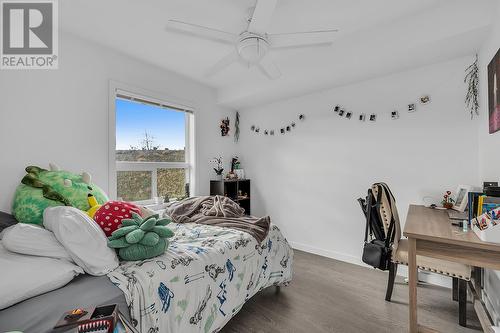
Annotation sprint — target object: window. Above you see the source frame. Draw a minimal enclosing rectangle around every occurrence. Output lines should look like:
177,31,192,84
110,86,194,203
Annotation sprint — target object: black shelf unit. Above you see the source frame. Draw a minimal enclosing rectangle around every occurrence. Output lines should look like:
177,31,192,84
210,179,251,215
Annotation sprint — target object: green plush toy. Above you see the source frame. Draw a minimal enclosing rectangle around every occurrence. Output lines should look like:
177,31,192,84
108,213,174,261
12,164,108,225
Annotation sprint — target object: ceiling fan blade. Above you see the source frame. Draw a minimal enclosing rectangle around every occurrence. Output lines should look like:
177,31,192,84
247,0,278,34
205,51,240,77
258,54,281,79
269,29,339,48
166,19,236,45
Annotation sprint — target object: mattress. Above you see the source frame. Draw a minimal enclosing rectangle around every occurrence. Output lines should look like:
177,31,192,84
0,274,129,333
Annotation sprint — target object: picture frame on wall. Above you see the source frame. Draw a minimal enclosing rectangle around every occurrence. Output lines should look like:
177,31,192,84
488,48,500,134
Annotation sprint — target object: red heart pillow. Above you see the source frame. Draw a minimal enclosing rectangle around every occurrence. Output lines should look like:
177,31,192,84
94,201,142,236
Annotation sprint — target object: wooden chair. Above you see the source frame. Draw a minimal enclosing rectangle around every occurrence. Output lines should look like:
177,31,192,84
371,184,471,327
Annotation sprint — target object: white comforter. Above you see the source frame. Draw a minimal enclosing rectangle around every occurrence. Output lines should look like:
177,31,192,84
108,222,293,333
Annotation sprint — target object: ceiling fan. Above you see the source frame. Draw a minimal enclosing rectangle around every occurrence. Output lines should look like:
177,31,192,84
165,0,339,79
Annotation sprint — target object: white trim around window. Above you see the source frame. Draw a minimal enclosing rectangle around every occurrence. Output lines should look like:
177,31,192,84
108,80,197,203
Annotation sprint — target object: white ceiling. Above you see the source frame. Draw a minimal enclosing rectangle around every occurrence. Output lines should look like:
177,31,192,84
60,0,496,109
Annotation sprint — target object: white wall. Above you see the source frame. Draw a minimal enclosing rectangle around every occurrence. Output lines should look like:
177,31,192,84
0,32,235,213
238,56,479,265
478,0,500,186
478,1,500,325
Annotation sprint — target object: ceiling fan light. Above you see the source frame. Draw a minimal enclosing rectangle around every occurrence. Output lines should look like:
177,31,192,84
237,36,268,64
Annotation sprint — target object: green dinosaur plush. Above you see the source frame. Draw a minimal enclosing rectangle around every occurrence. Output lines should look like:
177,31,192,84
12,164,108,225
108,213,174,261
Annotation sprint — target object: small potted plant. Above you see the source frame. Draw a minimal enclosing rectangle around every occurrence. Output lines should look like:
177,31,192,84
211,157,224,180
442,190,454,209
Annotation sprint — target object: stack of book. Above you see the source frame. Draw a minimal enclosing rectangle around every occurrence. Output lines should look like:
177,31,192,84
469,194,500,220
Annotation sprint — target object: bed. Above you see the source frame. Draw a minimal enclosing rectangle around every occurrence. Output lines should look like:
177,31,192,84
0,211,293,333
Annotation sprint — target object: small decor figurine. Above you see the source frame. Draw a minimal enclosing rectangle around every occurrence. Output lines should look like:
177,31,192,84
220,117,230,136
211,157,224,179
231,156,240,172
442,190,455,209
226,157,240,180
225,172,238,180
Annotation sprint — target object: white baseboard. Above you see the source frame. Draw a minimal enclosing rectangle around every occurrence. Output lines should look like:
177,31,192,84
288,241,368,267
289,241,451,288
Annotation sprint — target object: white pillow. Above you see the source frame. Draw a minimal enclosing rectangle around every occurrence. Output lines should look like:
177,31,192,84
0,243,83,310
43,206,119,276
2,223,73,261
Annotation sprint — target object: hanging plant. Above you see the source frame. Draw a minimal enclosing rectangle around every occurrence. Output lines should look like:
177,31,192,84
234,111,240,142
464,54,479,119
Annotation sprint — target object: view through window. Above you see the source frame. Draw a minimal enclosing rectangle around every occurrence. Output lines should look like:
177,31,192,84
115,95,191,202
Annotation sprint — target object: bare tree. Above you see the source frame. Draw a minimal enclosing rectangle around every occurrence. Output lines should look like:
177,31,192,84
130,130,161,150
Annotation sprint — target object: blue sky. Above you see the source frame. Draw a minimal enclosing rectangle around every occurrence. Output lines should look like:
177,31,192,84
116,99,186,150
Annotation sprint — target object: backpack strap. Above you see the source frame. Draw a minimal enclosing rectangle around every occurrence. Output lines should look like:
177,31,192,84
364,189,373,243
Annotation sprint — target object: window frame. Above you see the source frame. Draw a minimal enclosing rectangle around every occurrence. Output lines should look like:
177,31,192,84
108,81,196,204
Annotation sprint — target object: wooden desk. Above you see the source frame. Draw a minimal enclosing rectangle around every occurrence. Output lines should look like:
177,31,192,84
404,205,500,333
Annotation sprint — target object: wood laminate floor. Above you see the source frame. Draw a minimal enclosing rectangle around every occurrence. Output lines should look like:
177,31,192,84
222,250,481,333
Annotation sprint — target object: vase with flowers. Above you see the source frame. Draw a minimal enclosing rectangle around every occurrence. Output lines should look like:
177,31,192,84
211,157,224,180
442,190,455,209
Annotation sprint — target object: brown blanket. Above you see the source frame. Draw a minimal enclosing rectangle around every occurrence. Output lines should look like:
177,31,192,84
165,196,270,243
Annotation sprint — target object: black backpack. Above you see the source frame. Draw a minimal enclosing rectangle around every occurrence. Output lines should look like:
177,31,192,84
358,183,397,271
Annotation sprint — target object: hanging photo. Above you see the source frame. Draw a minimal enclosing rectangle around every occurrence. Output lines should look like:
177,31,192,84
359,113,366,122
408,103,416,112
391,111,399,120
249,114,304,137
369,114,377,122
419,95,431,105
345,112,353,119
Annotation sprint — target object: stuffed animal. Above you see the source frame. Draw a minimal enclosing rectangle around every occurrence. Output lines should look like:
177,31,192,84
12,164,108,225
107,213,174,261
93,200,142,237
86,194,102,219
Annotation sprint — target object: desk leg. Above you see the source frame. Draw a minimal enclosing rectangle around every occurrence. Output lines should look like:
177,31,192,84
408,237,418,333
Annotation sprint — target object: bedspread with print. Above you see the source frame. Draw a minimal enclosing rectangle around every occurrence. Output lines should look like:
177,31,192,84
107,222,293,333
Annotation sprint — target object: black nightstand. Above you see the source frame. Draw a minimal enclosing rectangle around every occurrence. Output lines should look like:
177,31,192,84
210,179,251,215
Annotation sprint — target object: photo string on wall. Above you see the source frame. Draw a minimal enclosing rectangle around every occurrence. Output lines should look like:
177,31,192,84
332,94,431,124
332,62,480,124
246,63,475,136
249,113,305,137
